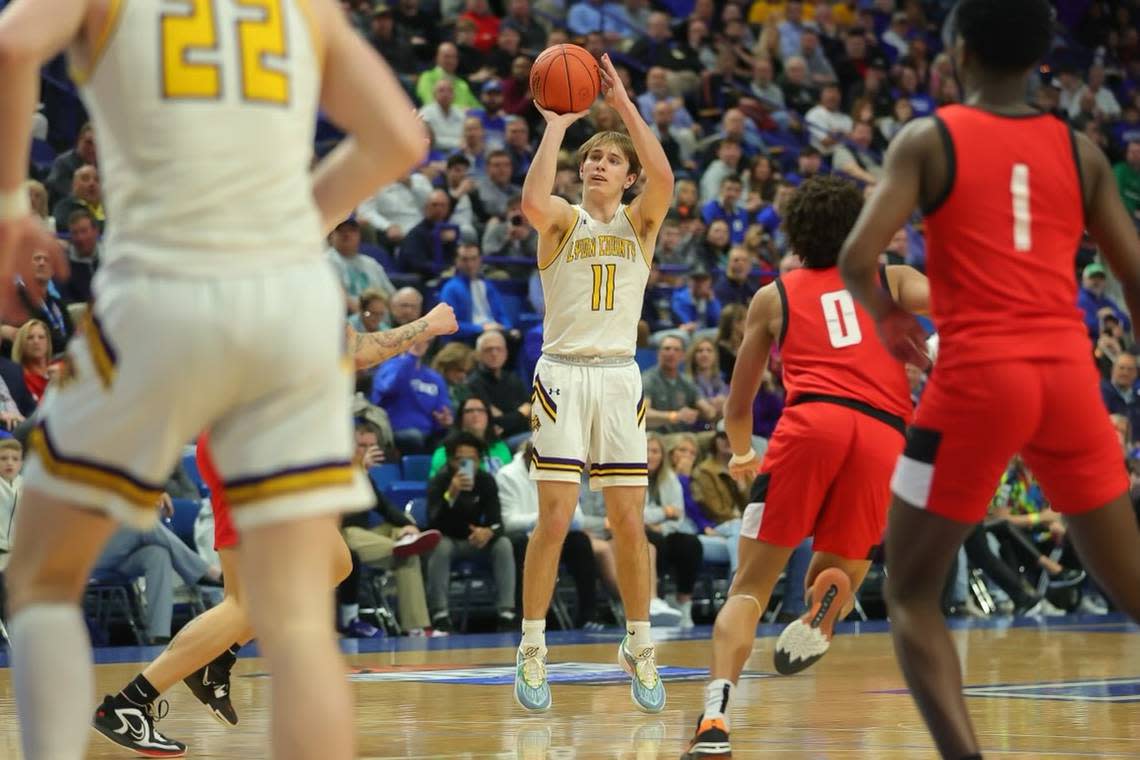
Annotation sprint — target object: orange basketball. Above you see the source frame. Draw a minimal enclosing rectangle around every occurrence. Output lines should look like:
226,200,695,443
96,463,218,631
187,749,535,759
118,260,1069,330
530,44,600,115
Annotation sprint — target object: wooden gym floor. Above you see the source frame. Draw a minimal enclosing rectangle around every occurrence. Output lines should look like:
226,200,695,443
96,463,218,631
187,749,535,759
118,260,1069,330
0,615,1137,758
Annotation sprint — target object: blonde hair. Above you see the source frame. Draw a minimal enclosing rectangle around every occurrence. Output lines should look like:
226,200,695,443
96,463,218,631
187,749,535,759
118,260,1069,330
576,130,641,180
716,303,747,345
685,336,722,382
0,439,23,455
646,432,673,501
431,342,474,375
358,288,389,312
12,319,52,367
666,432,701,470
25,179,49,218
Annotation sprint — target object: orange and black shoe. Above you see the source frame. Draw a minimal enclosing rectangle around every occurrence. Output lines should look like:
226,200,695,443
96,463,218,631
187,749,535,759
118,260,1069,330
680,714,731,758
773,567,852,675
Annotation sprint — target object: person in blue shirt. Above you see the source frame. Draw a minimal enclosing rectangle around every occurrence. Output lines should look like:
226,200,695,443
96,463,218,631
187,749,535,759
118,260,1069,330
371,339,454,454
438,242,513,345
714,246,758,307
700,175,751,245
468,81,509,150
1078,262,1131,339
671,266,723,336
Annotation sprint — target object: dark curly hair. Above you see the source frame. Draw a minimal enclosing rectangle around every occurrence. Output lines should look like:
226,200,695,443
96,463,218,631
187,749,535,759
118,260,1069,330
954,0,1053,73
782,176,864,269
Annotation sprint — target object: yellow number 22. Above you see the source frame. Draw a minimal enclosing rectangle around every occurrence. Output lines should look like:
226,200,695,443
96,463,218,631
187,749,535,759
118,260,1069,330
161,0,289,105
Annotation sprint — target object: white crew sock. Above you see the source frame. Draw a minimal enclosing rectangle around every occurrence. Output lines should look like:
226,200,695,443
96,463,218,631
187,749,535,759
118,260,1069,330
520,618,546,652
626,620,653,652
12,604,94,760
704,678,735,729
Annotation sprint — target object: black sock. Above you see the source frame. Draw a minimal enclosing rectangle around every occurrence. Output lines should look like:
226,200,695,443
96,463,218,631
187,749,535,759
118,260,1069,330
960,754,983,760
120,674,159,707
211,642,241,670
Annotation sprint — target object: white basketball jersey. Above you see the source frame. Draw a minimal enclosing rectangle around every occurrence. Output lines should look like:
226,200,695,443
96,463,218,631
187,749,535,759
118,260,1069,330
539,204,649,358
71,0,323,275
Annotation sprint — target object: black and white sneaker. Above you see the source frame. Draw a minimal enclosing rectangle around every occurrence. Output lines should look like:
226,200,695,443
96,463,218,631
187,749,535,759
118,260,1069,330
92,694,187,757
183,657,238,726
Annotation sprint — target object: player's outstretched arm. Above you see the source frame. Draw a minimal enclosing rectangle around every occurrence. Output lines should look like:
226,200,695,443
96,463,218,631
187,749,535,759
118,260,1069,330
886,265,931,316
0,0,82,297
723,285,777,472
309,0,429,234
0,0,87,194
598,54,674,238
1077,132,1140,325
347,303,458,371
521,107,583,242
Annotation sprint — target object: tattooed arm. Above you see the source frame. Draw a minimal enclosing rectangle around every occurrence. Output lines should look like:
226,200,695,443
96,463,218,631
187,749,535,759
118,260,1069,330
347,302,458,371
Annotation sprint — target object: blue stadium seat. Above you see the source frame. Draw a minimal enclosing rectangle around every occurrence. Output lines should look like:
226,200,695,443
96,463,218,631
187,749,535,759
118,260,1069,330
500,293,524,327
181,451,208,497
401,454,432,482
166,498,201,552
495,278,529,296
635,347,657,372
359,242,395,270
385,482,428,515
30,138,56,172
368,463,401,492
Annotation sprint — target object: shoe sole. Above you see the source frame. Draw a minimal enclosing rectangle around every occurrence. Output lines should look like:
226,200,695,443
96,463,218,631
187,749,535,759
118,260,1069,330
513,669,552,713
513,684,552,713
92,724,186,758
773,567,851,676
184,671,239,728
616,645,665,714
202,703,238,728
393,530,442,559
681,744,732,759
1047,573,1087,589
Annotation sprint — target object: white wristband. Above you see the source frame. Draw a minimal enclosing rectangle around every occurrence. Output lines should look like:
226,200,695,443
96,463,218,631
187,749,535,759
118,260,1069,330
0,186,30,221
729,450,757,468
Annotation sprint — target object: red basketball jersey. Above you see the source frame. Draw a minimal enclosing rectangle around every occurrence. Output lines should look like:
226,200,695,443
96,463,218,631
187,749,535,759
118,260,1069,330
924,105,1089,371
777,266,912,421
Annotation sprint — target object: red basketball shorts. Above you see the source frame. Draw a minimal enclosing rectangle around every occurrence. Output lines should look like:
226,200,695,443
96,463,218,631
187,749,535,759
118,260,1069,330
741,399,906,560
892,358,1129,523
196,433,238,550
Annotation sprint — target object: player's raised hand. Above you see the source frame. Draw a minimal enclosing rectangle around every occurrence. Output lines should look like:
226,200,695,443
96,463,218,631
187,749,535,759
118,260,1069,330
425,302,459,337
598,54,632,109
535,104,590,128
875,304,931,370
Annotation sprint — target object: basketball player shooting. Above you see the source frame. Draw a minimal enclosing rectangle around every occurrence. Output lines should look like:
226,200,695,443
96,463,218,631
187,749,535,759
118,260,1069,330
682,176,931,759
0,0,431,759
839,1,1140,757
513,52,674,714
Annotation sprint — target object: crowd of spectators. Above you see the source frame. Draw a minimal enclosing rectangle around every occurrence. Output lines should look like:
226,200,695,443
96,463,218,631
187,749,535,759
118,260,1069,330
7,0,1140,637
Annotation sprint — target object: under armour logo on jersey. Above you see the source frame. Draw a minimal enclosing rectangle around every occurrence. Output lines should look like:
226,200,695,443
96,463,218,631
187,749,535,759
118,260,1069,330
548,387,560,396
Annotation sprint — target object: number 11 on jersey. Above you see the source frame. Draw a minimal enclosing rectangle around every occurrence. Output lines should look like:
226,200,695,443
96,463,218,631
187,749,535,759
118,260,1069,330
591,264,616,311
